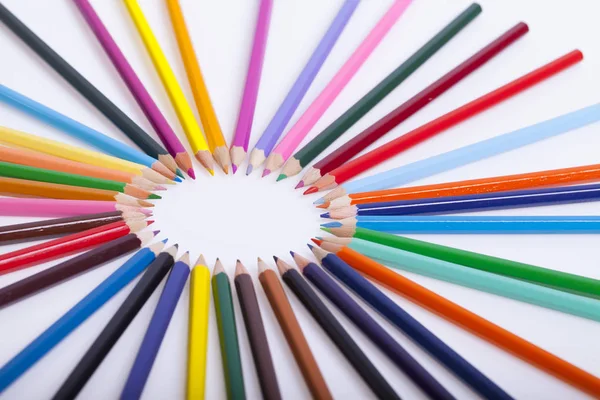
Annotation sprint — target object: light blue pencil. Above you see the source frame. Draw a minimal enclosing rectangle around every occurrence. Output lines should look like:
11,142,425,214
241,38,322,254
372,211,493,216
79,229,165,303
333,237,600,322
319,102,600,206
246,0,360,175
324,215,600,234
0,242,164,393
0,84,180,181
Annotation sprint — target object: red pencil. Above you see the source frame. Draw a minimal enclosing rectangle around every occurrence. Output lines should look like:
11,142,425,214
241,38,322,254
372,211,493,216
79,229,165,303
306,50,583,194
0,219,151,275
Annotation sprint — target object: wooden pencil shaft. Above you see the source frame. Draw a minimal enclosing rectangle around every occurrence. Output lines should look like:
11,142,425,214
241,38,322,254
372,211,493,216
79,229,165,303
0,176,127,201
0,211,124,244
52,252,175,399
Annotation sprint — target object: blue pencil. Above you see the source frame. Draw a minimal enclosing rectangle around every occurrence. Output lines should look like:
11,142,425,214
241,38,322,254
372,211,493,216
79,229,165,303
291,252,454,400
323,183,600,218
121,252,190,399
323,215,600,234
246,0,360,174
0,242,165,393
309,245,512,400
0,85,180,181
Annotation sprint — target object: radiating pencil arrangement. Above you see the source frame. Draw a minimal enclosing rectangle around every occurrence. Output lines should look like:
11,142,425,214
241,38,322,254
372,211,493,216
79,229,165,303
1,1,599,398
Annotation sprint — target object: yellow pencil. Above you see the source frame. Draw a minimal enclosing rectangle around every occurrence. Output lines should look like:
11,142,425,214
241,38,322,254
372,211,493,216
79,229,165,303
0,126,173,184
187,254,211,400
166,0,231,174
123,0,214,175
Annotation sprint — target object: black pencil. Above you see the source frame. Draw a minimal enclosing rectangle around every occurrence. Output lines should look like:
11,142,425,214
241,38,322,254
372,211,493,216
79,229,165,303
274,256,400,400
0,3,178,176
51,244,177,400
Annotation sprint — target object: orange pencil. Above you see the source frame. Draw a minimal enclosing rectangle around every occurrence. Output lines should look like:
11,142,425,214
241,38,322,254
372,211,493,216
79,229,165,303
320,163,600,209
0,146,164,192
0,177,155,206
315,240,600,398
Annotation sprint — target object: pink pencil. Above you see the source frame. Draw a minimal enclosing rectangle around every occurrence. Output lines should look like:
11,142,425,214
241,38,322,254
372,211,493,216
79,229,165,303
230,0,273,174
0,198,152,217
262,0,413,176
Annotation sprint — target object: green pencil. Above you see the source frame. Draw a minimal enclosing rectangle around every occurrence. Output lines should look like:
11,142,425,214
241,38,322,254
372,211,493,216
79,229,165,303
322,226,600,300
0,161,160,199
212,259,246,400
278,3,482,181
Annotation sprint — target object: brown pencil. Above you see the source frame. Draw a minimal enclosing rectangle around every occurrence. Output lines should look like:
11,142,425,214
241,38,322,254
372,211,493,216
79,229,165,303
0,177,155,206
257,258,332,400
234,260,281,400
0,210,146,245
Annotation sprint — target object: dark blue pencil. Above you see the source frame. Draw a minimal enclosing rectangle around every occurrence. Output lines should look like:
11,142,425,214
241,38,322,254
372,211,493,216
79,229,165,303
322,183,600,219
121,252,191,399
291,251,454,400
309,245,513,400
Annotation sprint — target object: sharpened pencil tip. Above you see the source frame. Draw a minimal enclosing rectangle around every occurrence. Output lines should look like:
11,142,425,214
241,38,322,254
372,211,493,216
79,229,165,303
322,222,341,228
295,180,304,189
174,176,183,183
316,203,328,209
262,169,271,178
208,169,215,176
153,230,160,235
307,243,314,250
276,174,286,182
289,251,295,257
245,165,253,175
222,166,229,174
176,169,185,179
231,164,238,174
174,244,179,249
161,238,168,243
149,193,162,200
272,256,279,262
147,220,154,226
304,187,318,195
156,185,167,191
311,238,323,246
187,168,196,179
320,212,330,218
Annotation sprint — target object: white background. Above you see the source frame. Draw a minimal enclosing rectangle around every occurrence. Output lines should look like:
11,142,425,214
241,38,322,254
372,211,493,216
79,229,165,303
1,0,600,399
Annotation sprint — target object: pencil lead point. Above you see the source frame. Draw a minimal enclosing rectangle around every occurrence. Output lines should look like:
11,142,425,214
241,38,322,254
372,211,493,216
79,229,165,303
272,255,279,262
149,193,161,200
187,168,196,180
173,244,179,249
147,220,154,226
320,212,330,218
295,180,304,189
161,238,168,243
321,222,340,228
312,238,323,246
222,166,229,174
321,227,332,233
289,251,295,257
176,169,185,179
316,203,328,209
276,174,286,182
153,230,160,235
304,187,318,195
156,185,167,191
231,164,238,174
174,176,183,183
307,243,314,250
245,165,253,175
208,169,215,176
262,169,271,178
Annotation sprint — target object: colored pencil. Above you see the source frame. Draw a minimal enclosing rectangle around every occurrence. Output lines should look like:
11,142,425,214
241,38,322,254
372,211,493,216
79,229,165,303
0,161,159,200
0,146,163,192
74,0,193,177
298,22,528,187
0,126,174,185
281,3,484,182
166,0,230,175
0,230,157,309
0,198,152,218
0,211,143,245
308,50,584,195
325,183,600,219
0,242,164,392
318,99,599,205
322,237,600,322
122,252,191,399
257,258,332,400
0,177,156,205
212,259,245,400
292,252,454,400
230,0,273,174
234,261,281,400
123,0,213,176
0,219,150,275
0,4,178,175
321,163,600,209
263,0,413,177
246,0,360,175
275,256,400,400
316,241,600,397
52,245,177,399
326,227,600,300
308,246,509,399
323,215,600,234
187,255,211,400
0,85,176,180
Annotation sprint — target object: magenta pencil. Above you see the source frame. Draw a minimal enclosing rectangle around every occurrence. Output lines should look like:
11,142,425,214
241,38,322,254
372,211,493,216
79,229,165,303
230,0,273,174
73,0,195,179
0,198,151,218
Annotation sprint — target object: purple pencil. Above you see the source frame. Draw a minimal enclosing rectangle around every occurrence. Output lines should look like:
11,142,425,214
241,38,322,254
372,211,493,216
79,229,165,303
230,0,273,174
74,0,195,179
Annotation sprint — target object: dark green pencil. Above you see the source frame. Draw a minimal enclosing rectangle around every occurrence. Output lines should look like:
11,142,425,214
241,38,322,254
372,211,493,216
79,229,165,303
212,259,246,400
278,3,482,182
0,161,160,200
